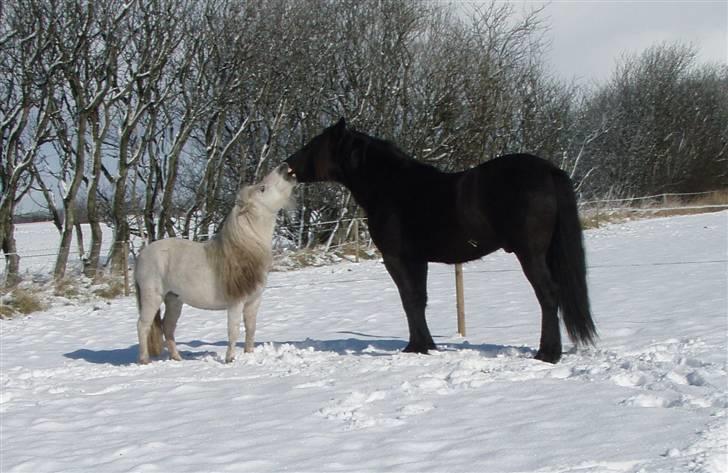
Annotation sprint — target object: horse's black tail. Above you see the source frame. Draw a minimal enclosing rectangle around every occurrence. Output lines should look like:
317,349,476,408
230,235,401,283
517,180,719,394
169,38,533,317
550,171,597,347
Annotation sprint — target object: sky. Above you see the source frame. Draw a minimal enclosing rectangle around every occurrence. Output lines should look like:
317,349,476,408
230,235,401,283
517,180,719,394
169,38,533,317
527,0,728,83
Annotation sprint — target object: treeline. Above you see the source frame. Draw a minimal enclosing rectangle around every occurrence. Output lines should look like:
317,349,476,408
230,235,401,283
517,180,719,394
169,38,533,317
2,0,726,286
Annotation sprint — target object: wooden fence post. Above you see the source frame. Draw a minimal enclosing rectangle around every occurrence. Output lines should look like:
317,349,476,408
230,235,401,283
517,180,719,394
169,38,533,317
455,263,465,336
354,218,360,263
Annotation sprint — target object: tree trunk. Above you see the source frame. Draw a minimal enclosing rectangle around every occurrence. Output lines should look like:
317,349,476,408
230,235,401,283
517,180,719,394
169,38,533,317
143,158,160,242
84,221,103,280
54,111,87,281
108,165,130,274
1,205,21,288
107,108,132,274
54,206,76,281
84,108,108,280
75,221,85,258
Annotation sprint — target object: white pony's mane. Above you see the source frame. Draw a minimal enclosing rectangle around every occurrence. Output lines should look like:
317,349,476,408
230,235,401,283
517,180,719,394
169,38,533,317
205,186,274,302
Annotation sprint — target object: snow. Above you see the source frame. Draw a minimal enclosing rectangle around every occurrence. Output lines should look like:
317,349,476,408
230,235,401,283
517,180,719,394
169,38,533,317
1,212,727,472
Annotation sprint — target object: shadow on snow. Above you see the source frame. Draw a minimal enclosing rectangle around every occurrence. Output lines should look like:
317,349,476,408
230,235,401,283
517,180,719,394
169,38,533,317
64,332,535,366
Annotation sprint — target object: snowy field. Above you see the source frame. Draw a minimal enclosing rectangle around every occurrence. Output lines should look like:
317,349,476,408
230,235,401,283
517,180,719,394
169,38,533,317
1,212,726,472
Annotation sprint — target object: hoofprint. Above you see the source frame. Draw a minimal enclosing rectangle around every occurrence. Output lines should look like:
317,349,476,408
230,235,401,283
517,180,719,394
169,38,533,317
134,164,296,364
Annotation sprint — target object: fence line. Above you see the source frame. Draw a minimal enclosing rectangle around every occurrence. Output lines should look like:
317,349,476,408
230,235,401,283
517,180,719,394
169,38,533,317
584,204,728,214
264,258,727,290
579,190,723,206
3,190,726,262
0,242,132,260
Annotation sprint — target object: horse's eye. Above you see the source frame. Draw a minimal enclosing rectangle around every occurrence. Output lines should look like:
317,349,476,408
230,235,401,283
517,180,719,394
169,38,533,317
259,185,266,193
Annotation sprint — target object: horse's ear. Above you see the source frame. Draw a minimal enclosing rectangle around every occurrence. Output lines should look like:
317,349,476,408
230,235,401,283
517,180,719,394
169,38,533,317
334,117,346,133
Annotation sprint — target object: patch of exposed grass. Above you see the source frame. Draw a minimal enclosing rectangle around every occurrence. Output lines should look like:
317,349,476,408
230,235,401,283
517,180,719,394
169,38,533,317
0,304,15,319
331,242,380,261
691,190,728,207
92,278,126,299
54,278,80,298
581,211,629,230
13,289,46,313
0,288,47,318
274,243,381,270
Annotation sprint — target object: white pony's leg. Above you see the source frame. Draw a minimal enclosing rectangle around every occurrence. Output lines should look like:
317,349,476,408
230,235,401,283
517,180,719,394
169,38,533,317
243,291,263,354
163,294,184,361
137,289,163,365
225,300,245,363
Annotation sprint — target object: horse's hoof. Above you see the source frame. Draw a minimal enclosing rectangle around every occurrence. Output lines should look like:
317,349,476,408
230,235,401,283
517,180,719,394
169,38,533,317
535,349,561,364
138,358,151,365
170,354,182,362
402,343,435,354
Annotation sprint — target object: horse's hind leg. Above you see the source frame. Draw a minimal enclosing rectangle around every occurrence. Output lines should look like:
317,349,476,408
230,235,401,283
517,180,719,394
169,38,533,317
243,290,263,354
516,252,561,363
137,288,163,365
163,294,183,361
225,300,245,363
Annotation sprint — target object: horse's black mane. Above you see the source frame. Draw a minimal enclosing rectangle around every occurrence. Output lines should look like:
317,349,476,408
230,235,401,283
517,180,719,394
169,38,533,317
347,128,438,173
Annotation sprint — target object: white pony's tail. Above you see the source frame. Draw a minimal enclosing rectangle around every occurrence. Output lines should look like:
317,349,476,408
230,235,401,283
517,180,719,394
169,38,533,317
135,281,164,357
148,311,164,357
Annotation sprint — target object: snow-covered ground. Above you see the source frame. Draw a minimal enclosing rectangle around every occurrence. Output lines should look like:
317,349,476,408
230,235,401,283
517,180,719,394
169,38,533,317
1,212,726,472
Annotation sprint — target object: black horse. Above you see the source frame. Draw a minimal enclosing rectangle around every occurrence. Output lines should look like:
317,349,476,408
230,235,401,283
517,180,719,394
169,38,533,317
286,118,596,363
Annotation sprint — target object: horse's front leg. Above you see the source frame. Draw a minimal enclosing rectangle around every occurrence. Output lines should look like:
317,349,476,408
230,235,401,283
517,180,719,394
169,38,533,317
225,300,245,363
382,255,435,354
243,290,263,354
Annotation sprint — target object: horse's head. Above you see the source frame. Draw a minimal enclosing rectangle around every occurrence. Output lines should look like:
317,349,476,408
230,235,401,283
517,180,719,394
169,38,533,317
237,164,296,215
285,117,348,183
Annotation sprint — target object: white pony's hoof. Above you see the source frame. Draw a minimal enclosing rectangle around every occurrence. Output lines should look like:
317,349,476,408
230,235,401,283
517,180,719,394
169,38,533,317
138,358,151,365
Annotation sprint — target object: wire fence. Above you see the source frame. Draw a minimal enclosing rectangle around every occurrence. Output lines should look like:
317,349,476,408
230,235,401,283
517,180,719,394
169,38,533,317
579,191,728,213
3,196,725,334
2,191,726,277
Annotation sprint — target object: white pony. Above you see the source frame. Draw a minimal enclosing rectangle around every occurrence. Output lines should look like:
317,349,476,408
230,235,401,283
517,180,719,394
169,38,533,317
134,164,296,364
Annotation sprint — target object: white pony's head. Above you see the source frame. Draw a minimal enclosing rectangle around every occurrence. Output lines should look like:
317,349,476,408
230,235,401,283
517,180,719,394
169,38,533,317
236,164,296,216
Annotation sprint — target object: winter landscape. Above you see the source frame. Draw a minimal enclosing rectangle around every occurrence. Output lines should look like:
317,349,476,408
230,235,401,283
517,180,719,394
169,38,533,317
1,211,726,472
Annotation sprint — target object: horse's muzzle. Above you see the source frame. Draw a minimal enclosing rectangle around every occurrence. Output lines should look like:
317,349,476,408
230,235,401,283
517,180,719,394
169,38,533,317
278,163,297,182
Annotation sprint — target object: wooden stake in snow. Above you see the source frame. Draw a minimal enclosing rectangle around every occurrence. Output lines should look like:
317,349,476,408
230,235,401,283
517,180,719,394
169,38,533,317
455,263,465,336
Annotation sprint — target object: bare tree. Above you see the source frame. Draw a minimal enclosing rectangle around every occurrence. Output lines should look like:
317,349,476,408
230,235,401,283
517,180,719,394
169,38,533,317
83,98,112,279
0,1,57,286
106,0,188,271
10,0,722,272
575,42,728,196
40,0,133,281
